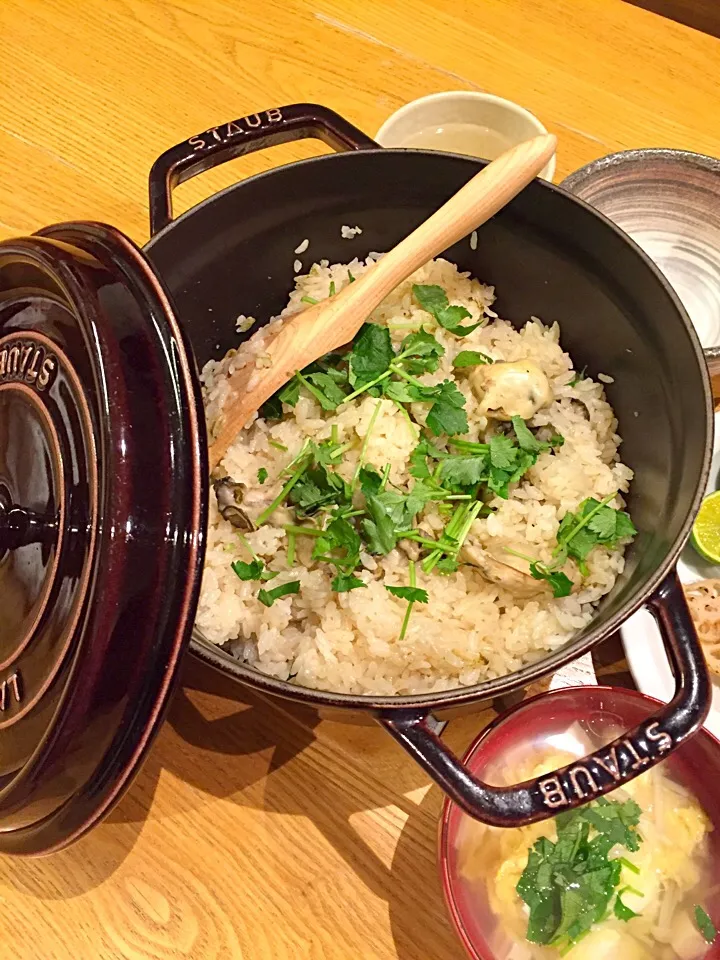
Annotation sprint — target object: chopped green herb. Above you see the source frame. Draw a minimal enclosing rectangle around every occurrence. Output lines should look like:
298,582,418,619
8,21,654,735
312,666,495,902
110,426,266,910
425,380,468,436
231,558,276,582
332,571,366,592
301,295,318,305
436,556,459,574
286,531,296,566
268,439,288,451
329,279,336,297
695,905,717,944
398,329,445,374
613,892,639,922
358,464,384,496
347,269,355,283
257,467,268,484
529,561,573,598
569,365,587,387
453,350,493,368
516,798,643,952
555,496,637,575
386,584,429,603
278,378,301,407
258,580,301,607
352,399,383,488
413,284,482,336
260,395,283,420
349,323,394,390
511,416,550,454
440,454,488,488
289,463,353,517
386,561,425,641
304,370,347,408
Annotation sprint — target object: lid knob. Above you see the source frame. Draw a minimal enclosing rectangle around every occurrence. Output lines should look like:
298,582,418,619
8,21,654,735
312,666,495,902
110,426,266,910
0,496,58,555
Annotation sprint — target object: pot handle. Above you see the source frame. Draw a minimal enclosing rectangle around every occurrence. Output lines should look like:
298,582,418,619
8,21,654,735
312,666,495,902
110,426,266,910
148,103,379,235
378,568,710,826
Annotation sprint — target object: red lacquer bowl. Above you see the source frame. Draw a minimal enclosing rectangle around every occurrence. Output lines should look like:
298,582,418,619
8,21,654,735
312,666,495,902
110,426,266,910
439,686,720,960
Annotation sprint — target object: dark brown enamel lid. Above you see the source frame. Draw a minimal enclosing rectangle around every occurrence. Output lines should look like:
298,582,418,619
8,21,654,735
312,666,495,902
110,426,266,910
0,222,207,854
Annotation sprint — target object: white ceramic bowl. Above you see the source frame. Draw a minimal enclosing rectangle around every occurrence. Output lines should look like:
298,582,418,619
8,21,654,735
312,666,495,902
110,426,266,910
376,91,556,182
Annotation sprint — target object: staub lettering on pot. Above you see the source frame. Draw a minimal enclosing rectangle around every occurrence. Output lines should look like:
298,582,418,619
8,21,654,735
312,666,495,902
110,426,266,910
0,338,58,392
188,108,284,152
536,721,675,809
0,672,22,712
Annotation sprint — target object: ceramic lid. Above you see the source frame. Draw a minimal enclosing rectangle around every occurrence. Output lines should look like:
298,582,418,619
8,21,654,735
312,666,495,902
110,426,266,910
0,222,207,854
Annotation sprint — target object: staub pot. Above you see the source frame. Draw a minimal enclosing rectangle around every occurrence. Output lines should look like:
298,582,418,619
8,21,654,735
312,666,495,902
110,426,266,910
0,104,714,854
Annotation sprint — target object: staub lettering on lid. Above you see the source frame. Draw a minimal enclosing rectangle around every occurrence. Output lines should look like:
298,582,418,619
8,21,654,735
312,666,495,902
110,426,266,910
0,337,58,392
188,108,284,152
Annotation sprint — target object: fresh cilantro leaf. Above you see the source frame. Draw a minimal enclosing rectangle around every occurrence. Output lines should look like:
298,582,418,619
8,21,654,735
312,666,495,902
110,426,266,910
488,434,517,470
405,479,447,520
425,380,468,436
260,394,283,420
257,467,268,484
232,559,276,581
695,905,717,943
349,323,394,388
332,572,366,592
439,455,488,488
362,493,400,554
511,415,548,454
278,378,301,406
529,561,573,598
358,464,383,496
385,584,429,603
614,510,637,540
399,329,445,374
435,556,459,574
453,350,493,368
289,464,352,517
517,798,643,949
556,498,637,571
588,507,619,540
569,366,587,387
549,433,565,447
306,371,347,408
408,437,448,478
258,580,300,607
413,284,481,336
614,893,639,922
384,379,418,403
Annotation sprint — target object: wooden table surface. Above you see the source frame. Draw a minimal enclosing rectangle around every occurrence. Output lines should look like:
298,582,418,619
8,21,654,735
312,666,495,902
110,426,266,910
1,2,719,958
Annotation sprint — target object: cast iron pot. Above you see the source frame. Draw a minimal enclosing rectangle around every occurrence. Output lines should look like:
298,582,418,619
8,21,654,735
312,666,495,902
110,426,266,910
0,104,716,854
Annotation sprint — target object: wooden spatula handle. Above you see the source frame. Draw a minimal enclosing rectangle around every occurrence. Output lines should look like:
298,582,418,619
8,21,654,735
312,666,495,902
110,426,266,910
209,134,556,468
339,134,557,316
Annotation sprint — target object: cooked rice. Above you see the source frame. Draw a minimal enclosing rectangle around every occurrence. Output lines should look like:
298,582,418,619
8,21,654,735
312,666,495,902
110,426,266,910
341,225,363,239
197,257,633,696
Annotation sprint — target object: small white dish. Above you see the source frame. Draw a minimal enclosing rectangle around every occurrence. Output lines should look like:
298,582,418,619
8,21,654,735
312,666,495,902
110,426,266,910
621,410,720,738
376,91,556,182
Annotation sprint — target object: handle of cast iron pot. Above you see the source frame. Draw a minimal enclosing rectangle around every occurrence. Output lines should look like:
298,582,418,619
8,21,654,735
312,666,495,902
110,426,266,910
148,103,379,235
379,568,710,827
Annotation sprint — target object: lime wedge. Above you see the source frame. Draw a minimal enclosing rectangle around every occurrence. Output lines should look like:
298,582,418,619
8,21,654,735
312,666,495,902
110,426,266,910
692,490,720,563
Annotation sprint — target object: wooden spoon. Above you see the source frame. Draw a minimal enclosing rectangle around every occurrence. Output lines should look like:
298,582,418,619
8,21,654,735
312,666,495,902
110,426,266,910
209,133,557,470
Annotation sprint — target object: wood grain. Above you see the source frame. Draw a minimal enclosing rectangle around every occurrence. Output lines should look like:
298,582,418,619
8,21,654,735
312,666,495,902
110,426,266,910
0,1,718,958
